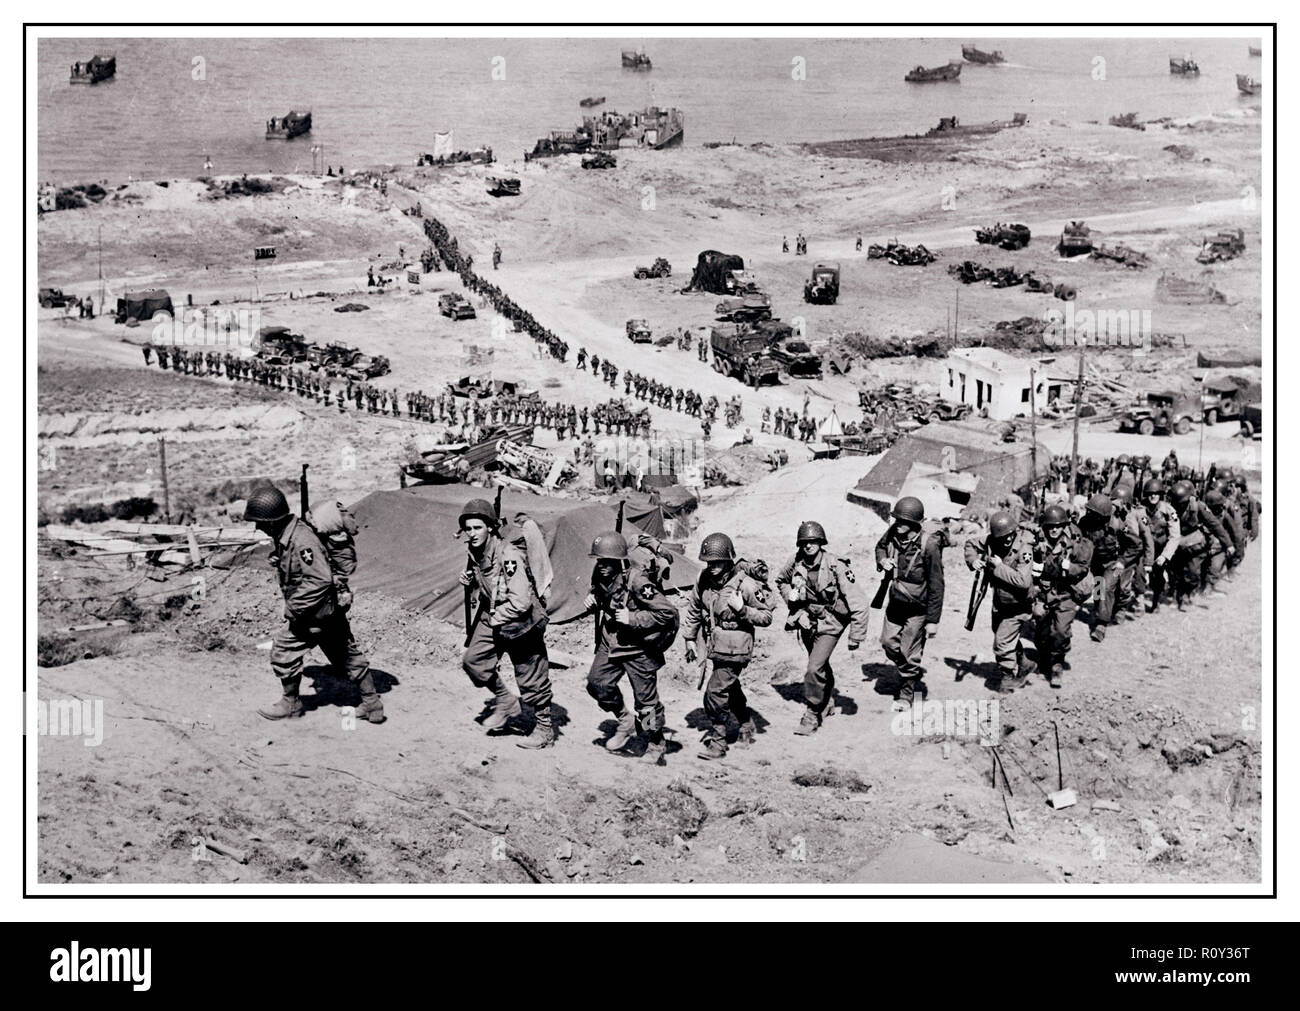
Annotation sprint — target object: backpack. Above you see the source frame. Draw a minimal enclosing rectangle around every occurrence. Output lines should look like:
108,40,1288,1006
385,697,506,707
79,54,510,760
306,499,359,590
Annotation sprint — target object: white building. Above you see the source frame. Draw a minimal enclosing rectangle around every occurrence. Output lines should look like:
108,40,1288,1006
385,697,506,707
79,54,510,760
940,347,1057,421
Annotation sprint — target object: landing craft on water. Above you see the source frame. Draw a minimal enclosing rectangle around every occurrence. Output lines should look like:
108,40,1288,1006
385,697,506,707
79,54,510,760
69,54,115,84
525,107,684,161
905,61,962,82
266,110,311,140
961,45,1006,65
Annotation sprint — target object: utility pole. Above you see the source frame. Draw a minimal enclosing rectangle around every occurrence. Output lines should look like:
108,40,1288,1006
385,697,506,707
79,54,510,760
158,436,172,523
1068,343,1086,496
1029,365,1038,486
97,225,104,313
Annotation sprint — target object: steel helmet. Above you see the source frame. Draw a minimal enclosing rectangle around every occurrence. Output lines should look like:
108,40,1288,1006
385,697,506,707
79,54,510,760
458,497,498,528
1142,477,1164,496
589,531,629,560
1086,493,1115,519
1213,479,1235,497
699,532,736,563
892,496,925,523
244,484,290,522
1112,484,1134,506
1170,480,1195,508
1116,454,1131,466
796,520,828,545
1040,503,1069,528
1203,489,1225,509
988,511,1017,538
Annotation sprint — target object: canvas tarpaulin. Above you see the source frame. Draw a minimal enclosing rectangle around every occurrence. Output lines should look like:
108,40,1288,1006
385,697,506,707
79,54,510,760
349,484,700,624
115,289,174,323
688,250,745,295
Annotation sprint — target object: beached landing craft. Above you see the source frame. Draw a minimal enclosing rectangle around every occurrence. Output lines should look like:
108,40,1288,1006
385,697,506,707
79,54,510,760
1169,56,1200,75
621,49,652,71
265,110,312,140
69,54,115,84
1236,74,1262,96
905,61,962,82
525,107,684,161
961,45,1006,65
579,96,605,107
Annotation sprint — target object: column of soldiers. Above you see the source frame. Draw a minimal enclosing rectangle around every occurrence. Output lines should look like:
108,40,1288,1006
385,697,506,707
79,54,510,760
244,474,1257,759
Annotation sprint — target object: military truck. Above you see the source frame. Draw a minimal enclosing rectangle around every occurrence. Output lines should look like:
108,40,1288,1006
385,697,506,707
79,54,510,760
39,287,72,308
625,318,653,343
803,262,840,305
1201,380,1245,425
581,152,617,170
633,257,671,280
1119,390,1199,436
439,292,477,320
975,223,1031,250
715,293,772,322
342,353,391,381
749,319,823,378
309,341,359,373
710,325,781,387
256,326,309,364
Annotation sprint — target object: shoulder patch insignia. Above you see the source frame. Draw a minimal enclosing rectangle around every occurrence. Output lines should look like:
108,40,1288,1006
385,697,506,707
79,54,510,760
639,583,658,600
503,558,518,578
299,547,314,566
755,588,769,604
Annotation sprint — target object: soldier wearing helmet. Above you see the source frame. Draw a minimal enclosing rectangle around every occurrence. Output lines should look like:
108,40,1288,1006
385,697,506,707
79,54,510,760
457,497,555,748
1031,503,1094,689
244,484,383,724
681,532,774,761
1110,483,1152,619
1167,479,1234,608
1077,492,1136,640
1212,479,1249,573
1141,477,1181,612
965,510,1037,692
776,520,870,735
874,496,947,710
583,530,680,765
1201,487,1244,591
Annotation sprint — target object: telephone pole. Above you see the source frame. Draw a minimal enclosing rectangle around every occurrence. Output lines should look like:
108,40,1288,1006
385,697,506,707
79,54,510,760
1068,343,1087,495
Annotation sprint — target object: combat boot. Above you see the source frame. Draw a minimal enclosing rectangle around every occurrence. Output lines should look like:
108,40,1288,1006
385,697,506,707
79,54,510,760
793,707,820,736
736,719,757,746
697,729,728,761
892,676,918,712
641,731,666,765
482,689,522,732
605,710,637,751
353,670,386,724
516,707,555,749
258,677,304,720
1090,626,1106,642
996,669,1028,695
1047,664,1064,690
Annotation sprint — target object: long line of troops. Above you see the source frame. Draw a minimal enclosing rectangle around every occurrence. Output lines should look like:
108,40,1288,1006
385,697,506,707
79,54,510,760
243,469,1258,762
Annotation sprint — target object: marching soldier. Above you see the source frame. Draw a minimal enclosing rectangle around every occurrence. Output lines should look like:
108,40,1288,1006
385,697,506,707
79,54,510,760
457,498,555,748
965,511,1037,692
776,521,869,735
1078,492,1137,640
875,497,946,710
1112,484,1152,617
1168,480,1234,608
243,485,384,723
583,532,680,765
681,533,774,761
1201,488,1243,592
1141,478,1180,612
1031,504,1094,688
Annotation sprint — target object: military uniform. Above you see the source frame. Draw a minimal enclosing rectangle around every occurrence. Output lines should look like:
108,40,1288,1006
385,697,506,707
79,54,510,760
681,563,773,751
587,565,679,743
875,527,946,685
1172,497,1232,601
1082,511,1142,631
461,534,552,731
1033,524,1094,684
269,517,370,690
965,527,1037,682
775,550,869,718
1144,499,1181,608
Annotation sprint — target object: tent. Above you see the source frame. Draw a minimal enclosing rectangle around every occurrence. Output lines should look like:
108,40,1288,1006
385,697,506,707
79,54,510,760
115,289,174,324
349,484,701,624
846,422,1049,521
687,250,746,295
